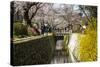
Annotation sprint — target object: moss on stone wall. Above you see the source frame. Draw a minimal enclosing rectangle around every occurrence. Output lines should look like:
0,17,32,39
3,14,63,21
11,35,55,66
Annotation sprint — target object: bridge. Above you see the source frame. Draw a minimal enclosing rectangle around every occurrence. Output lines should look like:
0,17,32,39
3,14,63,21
52,29,72,41
54,32,70,36
53,29,72,36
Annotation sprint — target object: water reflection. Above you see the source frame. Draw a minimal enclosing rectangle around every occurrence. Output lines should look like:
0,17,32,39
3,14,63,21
51,40,68,64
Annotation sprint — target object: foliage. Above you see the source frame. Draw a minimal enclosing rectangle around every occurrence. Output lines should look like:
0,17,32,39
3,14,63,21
79,18,97,61
87,17,97,31
27,26,37,36
79,5,97,18
13,22,28,38
84,6,97,18
12,1,43,27
27,27,33,36
62,35,69,56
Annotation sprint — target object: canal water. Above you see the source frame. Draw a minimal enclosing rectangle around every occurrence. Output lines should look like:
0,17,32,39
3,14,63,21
51,40,68,64
51,33,79,64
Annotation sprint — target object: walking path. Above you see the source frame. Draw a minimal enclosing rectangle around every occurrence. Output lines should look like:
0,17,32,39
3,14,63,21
68,33,80,62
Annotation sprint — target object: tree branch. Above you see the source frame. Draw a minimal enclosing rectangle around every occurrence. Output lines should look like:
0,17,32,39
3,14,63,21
30,3,44,20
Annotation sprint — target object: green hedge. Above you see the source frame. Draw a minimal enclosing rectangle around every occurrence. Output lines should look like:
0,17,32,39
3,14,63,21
13,22,28,38
12,35,56,66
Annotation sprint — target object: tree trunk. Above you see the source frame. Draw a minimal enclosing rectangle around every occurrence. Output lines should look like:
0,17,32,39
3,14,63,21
24,10,32,27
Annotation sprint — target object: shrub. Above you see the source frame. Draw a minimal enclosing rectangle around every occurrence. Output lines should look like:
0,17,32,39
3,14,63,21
27,27,40,36
62,35,69,56
13,22,28,38
79,17,97,61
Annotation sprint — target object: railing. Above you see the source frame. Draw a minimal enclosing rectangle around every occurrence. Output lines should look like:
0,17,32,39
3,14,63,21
53,29,72,36
54,32,70,36
13,33,53,44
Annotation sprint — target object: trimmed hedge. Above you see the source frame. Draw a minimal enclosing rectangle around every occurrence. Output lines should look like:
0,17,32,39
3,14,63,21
12,35,56,66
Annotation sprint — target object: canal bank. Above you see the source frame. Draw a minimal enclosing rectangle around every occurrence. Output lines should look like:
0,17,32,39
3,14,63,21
51,33,80,63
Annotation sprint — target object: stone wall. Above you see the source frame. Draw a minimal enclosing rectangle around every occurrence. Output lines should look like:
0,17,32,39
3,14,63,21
11,35,56,66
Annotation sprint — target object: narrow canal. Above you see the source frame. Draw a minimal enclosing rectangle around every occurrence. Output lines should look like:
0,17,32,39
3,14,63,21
51,38,68,64
51,33,79,64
